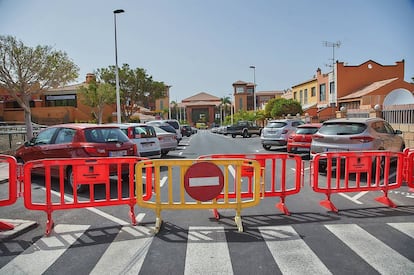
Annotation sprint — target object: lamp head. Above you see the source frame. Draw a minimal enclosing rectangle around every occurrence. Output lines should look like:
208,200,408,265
114,9,125,14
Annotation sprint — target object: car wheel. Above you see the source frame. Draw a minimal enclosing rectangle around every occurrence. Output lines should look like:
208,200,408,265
232,134,236,138
262,144,271,150
242,131,248,138
66,167,87,193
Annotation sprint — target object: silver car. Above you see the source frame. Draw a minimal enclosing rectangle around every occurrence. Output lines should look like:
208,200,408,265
260,119,304,150
310,117,405,158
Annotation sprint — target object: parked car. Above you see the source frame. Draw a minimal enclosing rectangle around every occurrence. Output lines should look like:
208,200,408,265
310,117,405,172
153,126,178,156
15,123,138,192
163,119,183,142
287,123,322,153
261,119,305,150
181,125,192,137
113,123,161,158
146,121,180,142
226,121,262,138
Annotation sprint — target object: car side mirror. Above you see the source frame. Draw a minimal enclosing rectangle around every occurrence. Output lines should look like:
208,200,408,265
394,130,402,135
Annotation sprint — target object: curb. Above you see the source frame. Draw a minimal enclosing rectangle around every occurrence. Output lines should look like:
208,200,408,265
0,219,38,240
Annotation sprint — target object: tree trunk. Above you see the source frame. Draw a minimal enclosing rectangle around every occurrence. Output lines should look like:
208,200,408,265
24,108,34,141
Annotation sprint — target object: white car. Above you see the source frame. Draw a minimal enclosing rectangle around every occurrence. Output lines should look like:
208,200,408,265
113,123,161,158
153,126,178,156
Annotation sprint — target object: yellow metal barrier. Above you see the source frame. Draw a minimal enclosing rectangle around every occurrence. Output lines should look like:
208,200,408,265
135,159,261,233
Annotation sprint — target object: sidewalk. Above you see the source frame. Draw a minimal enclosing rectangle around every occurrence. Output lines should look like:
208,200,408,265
0,162,37,239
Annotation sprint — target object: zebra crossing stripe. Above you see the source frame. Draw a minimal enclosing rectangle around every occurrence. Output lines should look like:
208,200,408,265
325,224,414,274
388,222,414,239
0,224,90,275
259,226,332,275
184,226,233,274
90,225,154,275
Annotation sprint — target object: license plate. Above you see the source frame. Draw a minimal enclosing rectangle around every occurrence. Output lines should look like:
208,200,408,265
109,150,127,157
142,143,153,148
326,148,347,152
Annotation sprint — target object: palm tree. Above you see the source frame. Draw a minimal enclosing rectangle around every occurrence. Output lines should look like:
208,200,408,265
220,96,231,125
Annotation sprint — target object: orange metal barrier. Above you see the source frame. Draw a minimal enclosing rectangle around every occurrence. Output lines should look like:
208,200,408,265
23,157,149,235
403,148,414,189
0,155,18,230
198,153,303,215
135,159,261,232
311,151,404,212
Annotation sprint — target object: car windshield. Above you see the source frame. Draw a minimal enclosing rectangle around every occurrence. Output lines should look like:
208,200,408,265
296,127,320,135
318,122,367,135
84,128,129,143
267,122,287,128
166,121,179,129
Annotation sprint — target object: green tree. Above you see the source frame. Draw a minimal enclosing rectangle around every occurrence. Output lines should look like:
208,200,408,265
270,98,303,118
219,96,231,125
77,80,115,124
96,64,165,122
0,35,78,139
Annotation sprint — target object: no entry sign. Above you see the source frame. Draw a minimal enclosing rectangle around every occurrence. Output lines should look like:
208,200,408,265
184,162,224,201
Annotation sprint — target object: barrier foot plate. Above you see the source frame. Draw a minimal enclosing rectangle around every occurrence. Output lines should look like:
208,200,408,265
375,195,397,208
320,200,338,213
0,220,15,231
276,202,290,216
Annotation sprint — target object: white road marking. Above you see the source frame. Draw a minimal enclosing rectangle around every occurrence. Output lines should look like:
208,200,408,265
185,226,233,275
388,222,414,239
325,224,414,274
338,191,369,205
259,225,332,274
0,224,90,274
90,226,154,275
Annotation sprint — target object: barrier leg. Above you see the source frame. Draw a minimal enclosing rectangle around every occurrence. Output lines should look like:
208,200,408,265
154,208,162,234
45,211,54,236
0,220,15,231
212,209,220,220
375,190,397,208
276,197,290,215
234,213,243,232
320,194,338,213
129,204,137,226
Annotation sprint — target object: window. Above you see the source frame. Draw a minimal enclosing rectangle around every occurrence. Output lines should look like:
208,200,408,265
45,94,77,107
55,128,76,144
304,89,308,104
319,84,326,101
34,127,58,145
329,81,335,94
239,98,243,109
300,90,303,104
236,87,244,94
311,87,316,97
294,92,297,100
247,87,254,93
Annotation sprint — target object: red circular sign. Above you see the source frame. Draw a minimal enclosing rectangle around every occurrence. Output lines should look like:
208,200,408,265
184,162,224,201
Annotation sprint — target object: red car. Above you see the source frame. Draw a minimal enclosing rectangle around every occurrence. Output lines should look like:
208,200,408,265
15,123,138,192
287,123,322,153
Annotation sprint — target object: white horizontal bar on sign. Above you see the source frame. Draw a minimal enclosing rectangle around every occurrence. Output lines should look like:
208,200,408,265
189,177,220,187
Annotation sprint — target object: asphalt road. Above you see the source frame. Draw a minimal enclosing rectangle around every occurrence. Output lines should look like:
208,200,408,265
1,130,414,274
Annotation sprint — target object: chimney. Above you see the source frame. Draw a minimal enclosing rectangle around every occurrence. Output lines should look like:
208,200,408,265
85,73,96,83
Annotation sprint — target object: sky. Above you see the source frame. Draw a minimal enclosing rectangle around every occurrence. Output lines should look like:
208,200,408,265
1,0,413,102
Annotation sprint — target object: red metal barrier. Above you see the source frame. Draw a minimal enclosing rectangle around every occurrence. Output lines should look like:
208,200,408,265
198,153,303,215
0,155,18,230
23,157,150,235
311,151,404,212
403,148,414,190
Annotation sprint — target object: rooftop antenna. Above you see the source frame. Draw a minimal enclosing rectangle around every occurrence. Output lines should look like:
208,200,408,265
323,41,341,106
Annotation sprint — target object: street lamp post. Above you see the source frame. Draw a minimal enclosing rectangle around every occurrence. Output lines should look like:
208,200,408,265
113,9,125,123
249,65,256,112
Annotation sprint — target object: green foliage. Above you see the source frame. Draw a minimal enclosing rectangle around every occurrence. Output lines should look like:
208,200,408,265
77,80,116,124
264,98,303,119
0,35,79,139
96,64,166,122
